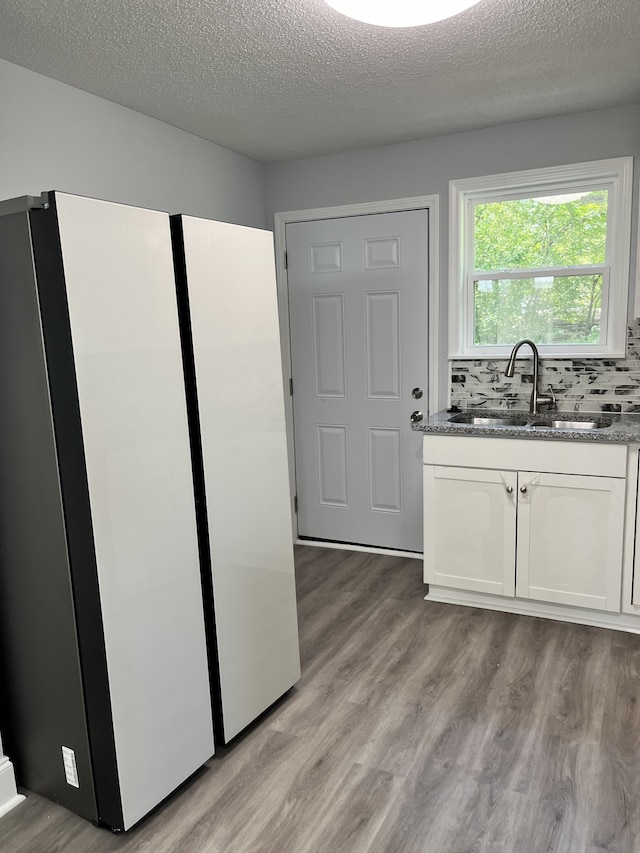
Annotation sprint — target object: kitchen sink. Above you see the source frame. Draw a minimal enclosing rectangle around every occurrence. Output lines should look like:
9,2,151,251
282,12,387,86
447,411,614,431
449,413,529,427
530,417,612,430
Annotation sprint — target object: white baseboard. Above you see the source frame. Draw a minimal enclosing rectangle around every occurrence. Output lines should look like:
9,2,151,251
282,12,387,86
425,585,640,634
0,756,25,819
296,539,423,560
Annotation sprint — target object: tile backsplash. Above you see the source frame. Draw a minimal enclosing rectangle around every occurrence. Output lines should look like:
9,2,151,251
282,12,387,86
450,322,640,414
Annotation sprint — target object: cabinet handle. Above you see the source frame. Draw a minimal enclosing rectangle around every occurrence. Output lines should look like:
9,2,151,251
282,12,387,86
520,485,527,494
506,486,513,494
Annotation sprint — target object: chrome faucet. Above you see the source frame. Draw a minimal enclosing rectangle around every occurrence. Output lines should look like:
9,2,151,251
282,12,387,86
505,339,555,415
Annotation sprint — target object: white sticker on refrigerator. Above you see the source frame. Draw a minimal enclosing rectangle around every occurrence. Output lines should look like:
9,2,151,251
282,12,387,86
61,746,80,788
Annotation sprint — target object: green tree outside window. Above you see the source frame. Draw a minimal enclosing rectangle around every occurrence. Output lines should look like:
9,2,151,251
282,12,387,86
473,192,608,346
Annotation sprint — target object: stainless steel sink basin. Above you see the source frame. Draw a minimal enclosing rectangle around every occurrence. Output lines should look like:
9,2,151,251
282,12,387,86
448,411,614,431
530,417,612,430
449,413,528,427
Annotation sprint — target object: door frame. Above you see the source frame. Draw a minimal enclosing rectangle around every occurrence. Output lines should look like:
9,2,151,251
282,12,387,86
274,195,441,553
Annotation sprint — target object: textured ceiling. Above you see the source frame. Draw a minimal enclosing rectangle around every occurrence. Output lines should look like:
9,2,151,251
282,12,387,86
0,0,639,163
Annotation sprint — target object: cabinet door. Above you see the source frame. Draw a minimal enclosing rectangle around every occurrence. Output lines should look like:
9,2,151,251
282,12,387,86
516,472,624,612
424,466,516,596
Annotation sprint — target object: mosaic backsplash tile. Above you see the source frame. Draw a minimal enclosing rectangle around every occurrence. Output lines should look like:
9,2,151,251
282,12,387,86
450,322,640,414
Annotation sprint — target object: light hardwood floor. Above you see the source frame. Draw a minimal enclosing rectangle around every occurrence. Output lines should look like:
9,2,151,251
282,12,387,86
2,545,640,852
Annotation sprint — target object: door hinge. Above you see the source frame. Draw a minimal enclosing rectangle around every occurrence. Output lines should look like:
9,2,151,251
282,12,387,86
294,495,298,513
289,377,294,396
284,251,288,269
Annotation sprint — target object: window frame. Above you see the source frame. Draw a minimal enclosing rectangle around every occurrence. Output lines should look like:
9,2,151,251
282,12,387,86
449,157,634,359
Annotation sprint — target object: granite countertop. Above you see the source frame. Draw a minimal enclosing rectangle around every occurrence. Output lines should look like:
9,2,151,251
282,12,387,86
414,408,640,443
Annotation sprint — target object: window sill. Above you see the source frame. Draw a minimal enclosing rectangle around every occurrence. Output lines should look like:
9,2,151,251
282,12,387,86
449,349,628,360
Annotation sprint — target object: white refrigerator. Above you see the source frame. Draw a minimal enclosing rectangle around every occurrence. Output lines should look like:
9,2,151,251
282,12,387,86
0,192,300,830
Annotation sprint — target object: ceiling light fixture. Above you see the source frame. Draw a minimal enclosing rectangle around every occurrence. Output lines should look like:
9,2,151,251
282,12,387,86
323,0,483,28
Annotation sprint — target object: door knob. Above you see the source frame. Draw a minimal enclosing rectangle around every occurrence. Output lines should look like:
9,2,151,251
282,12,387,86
520,486,527,494
506,486,513,494
412,387,423,399
410,410,423,423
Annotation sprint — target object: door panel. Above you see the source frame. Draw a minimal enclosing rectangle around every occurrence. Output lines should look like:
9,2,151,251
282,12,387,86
317,425,350,506
424,466,517,596
177,215,301,743
287,210,428,552
312,294,347,396
369,428,402,512
516,472,624,612
55,193,214,829
365,291,401,399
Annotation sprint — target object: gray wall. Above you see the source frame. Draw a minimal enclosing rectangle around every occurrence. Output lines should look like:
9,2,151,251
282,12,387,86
0,59,267,228
266,105,640,407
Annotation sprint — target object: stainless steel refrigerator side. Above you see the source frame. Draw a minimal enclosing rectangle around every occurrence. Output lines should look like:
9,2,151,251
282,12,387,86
0,210,107,825
173,214,301,744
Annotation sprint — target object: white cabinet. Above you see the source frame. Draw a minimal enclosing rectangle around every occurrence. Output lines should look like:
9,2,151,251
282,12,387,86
424,466,516,596
628,450,640,608
516,471,624,611
424,436,627,615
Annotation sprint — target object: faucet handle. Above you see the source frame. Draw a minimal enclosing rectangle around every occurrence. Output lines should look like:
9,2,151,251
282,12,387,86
538,386,556,411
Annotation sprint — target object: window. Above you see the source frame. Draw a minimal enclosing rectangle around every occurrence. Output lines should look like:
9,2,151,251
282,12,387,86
449,158,633,358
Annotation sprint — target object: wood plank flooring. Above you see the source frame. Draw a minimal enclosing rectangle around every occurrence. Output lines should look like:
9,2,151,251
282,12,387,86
3,545,640,852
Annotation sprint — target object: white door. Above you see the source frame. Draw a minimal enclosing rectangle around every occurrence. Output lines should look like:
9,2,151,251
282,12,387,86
287,210,428,552
55,193,214,829
516,471,625,612
424,465,517,596
177,216,301,743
